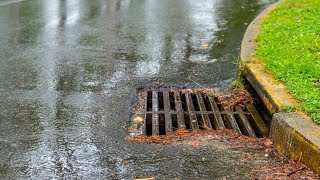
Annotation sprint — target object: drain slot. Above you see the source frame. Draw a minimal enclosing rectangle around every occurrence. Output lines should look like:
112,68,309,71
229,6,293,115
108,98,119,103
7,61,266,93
180,93,187,111
203,95,213,111
159,114,166,135
191,94,200,111
158,92,164,111
196,114,205,130
169,92,175,111
171,114,178,131
184,114,191,130
146,113,153,136
221,114,231,129
208,114,217,129
135,88,269,138
147,91,153,111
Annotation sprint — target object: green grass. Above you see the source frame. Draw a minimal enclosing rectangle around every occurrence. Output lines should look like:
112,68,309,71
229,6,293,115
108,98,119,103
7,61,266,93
231,58,245,88
256,0,320,124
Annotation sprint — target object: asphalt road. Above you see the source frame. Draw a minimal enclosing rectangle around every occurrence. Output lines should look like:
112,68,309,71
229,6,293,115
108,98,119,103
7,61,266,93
0,0,276,179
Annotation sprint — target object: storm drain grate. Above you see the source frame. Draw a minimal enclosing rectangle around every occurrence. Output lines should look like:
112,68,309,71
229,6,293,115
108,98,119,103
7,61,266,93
134,88,269,138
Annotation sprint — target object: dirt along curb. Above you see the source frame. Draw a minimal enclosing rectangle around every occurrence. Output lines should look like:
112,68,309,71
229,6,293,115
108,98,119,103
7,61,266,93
240,0,320,174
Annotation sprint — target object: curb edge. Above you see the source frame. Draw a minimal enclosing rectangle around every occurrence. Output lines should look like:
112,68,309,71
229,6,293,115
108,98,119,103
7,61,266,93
240,0,320,174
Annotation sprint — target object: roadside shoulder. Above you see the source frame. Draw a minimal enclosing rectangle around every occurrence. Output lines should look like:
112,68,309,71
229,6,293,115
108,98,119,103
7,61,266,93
240,0,320,174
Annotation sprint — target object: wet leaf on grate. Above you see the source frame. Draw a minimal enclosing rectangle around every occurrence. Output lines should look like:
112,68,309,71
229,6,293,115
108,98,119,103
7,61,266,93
217,88,253,110
133,116,143,124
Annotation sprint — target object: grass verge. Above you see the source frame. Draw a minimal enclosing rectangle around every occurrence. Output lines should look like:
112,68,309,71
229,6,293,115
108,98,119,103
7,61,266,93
256,0,320,124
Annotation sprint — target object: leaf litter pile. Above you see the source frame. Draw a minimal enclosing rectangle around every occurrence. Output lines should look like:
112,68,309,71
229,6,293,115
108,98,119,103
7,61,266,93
126,88,319,179
217,88,254,110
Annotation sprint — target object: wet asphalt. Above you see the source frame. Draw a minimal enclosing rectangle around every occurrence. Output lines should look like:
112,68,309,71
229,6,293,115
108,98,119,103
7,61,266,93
0,0,276,179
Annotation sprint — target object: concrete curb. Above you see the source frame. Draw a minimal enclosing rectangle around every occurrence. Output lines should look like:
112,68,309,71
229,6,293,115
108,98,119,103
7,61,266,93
271,113,320,173
241,0,283,62
240,0,320,174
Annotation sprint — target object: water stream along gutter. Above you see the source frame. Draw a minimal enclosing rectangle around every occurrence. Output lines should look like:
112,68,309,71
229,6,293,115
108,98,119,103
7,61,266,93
240,0,320,174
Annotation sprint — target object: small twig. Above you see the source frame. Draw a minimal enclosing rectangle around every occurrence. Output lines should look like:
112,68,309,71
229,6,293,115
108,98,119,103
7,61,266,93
188,75,205,88
141,158,167,162
298,152,302,163
287,167,306,176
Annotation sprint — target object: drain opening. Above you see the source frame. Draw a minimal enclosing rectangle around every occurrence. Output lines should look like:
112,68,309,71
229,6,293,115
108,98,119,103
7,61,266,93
180,93,187,111
147,91,152,111
203,95,213,111
216,99,223,111
159,114,166,135
171,114,178,131
191,94,200,111
196,114,205,130
184,114,191,129
146,113,152,136
208,114,217,129
134,88,269,138
234,114,248,135
158,92,164,111
246,114,262,137
169,92,176,111
221,114,231,129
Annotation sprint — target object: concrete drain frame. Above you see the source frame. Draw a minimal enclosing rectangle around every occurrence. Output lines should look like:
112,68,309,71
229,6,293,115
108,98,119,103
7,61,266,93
133,88,269,138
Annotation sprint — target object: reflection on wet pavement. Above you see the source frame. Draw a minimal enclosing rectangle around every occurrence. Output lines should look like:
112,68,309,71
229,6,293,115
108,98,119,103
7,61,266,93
0,0,276,179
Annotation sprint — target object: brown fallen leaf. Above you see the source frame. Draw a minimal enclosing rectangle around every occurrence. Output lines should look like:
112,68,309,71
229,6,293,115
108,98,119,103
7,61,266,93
217,88,253,110
133,116,143,124
264,139,273,147
203,44,209,48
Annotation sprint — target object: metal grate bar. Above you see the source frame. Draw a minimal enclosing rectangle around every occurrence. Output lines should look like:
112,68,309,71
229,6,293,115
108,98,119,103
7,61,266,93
246,103,269,137
207,93,226,129
152,91,159,135
185,92,199,130
164,112,172,134
223,105,242,134
139,91,147,134
163,91,173,134
174,91,186,129
196,94,212,130
134,88,268,138
236,106,257,137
